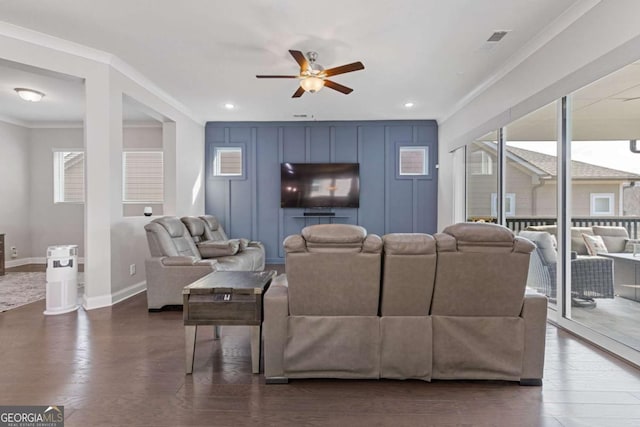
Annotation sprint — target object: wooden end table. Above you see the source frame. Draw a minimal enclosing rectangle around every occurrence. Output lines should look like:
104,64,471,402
183,270,277,374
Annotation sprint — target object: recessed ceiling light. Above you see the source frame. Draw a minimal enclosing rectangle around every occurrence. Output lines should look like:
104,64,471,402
15,88,45,102
224,103,235,110
404,102,414,108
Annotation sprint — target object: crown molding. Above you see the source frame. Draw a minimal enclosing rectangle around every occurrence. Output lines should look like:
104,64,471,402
0,21,203,126
0,114,29,128
439,0,602,124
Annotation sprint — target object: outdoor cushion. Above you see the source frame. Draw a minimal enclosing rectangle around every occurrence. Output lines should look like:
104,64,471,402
583,234,608,256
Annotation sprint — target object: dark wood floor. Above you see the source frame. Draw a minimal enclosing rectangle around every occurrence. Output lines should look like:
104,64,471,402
2,270,640,426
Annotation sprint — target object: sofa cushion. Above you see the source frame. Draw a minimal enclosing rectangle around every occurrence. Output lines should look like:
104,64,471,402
302,224,367,244
583,234,608,256
382,233,436,255
155,216,188,238
197,240,240,258
624,239,640,253
518,231,557,265
592,226,629,253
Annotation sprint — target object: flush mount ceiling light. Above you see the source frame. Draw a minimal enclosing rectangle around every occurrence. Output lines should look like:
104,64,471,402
224,103,235,110
404,102,414,108
14,88,45,102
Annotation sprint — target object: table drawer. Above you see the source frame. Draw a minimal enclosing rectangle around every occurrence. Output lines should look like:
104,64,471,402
186,294,259,322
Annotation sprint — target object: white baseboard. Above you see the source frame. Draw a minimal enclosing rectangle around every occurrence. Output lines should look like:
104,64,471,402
5,257,85,268
82,280,146,310
82,294,113,310
111,281,147,306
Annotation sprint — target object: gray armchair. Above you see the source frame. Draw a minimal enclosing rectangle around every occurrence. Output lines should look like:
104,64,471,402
519,230,614,307
144,217,217,310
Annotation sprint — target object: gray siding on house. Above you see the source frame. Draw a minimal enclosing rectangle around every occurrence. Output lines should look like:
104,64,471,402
205,121,438,263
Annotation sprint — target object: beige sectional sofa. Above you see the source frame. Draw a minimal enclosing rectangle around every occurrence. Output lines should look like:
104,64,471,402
263,222,547,385
144,215,265,310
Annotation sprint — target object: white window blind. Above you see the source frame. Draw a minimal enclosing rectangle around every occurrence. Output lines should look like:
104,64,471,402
399,146,428,175
54,151,85,203
213,147,243,176
123,151,164,203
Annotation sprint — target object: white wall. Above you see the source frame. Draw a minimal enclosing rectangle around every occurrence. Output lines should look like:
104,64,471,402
0,121,31,264
438,0,640,229
0,26,205,308
29,128,85,258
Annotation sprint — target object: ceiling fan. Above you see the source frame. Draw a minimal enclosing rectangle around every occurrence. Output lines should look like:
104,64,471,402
256,50,365,98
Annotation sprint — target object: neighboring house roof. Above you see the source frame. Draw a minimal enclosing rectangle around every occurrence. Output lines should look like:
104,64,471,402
478,142,640,180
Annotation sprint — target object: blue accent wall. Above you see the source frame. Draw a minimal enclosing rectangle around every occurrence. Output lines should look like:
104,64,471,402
205,121,438,263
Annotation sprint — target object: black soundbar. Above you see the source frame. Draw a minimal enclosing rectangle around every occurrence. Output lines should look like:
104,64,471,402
303,212,335,217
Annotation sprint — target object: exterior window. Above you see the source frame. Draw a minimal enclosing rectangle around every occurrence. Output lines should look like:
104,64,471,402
53,151,84,203
213,147,243,176
123,151,164,203
471,151,493,175
399,146,428,175
491,193,516,217
590,193,614,216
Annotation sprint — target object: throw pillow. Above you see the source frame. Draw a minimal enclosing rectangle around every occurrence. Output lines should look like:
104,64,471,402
624,238,640,253
582,234,608,256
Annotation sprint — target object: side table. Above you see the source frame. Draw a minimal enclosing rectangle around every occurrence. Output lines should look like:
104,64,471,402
183,270,277,374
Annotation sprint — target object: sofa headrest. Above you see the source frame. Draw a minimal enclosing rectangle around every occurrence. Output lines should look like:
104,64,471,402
181,217,205,237
199,215,220,231
383,233,435,255
302,224,367,244
149,216,186,238
438,222,534,254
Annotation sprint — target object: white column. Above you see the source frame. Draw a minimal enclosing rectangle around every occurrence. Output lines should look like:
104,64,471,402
83,67,113,309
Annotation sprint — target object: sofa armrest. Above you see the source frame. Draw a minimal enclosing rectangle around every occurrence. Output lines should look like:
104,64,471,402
520,293,547,383
145,258,217,309
263,274,289,380
161,256,199,266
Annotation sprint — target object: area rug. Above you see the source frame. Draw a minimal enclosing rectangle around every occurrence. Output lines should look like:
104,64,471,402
0,272,85,312
0,272,47,312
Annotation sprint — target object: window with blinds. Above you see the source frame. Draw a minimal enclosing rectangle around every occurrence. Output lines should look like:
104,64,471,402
123,151,164,203
53,151,85,203
213,147,243,176
399,146,428,176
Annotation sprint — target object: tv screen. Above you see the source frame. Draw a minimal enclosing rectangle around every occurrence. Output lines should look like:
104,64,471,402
281,163,360,208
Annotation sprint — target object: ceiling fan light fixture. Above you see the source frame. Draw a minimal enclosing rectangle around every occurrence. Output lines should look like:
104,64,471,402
300,76,324,93
15,88,45,102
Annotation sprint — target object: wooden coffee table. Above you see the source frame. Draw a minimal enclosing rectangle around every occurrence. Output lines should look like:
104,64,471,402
183,270,277,374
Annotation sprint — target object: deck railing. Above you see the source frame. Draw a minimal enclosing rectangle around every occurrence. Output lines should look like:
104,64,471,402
469,216,640,239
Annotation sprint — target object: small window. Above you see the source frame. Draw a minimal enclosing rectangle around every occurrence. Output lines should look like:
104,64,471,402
399,146,428,176
54,151,85,203
213,147,243,176
491,193,516,217
471,151,493,175
590,193,614,216
123,151,164,203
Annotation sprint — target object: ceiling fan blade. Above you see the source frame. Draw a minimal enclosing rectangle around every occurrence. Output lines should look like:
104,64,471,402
323,61,365,77
289,50,309,71
292,86,305,98
324,79,353,95
256,75,299,78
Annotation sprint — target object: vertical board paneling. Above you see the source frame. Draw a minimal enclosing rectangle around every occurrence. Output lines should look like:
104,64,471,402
205,121,437,262
256,127,280,261
386,125,414,233
310,126,331,162
358,126,386,235
334,126,358,162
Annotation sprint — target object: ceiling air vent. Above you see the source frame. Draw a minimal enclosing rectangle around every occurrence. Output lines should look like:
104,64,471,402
487,31,509,42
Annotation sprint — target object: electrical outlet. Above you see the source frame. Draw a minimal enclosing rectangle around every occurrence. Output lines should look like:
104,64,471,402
129,264,136,276
10,246,17,258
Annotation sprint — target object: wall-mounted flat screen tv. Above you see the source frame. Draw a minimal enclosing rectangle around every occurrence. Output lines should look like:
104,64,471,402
281,163,360,208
